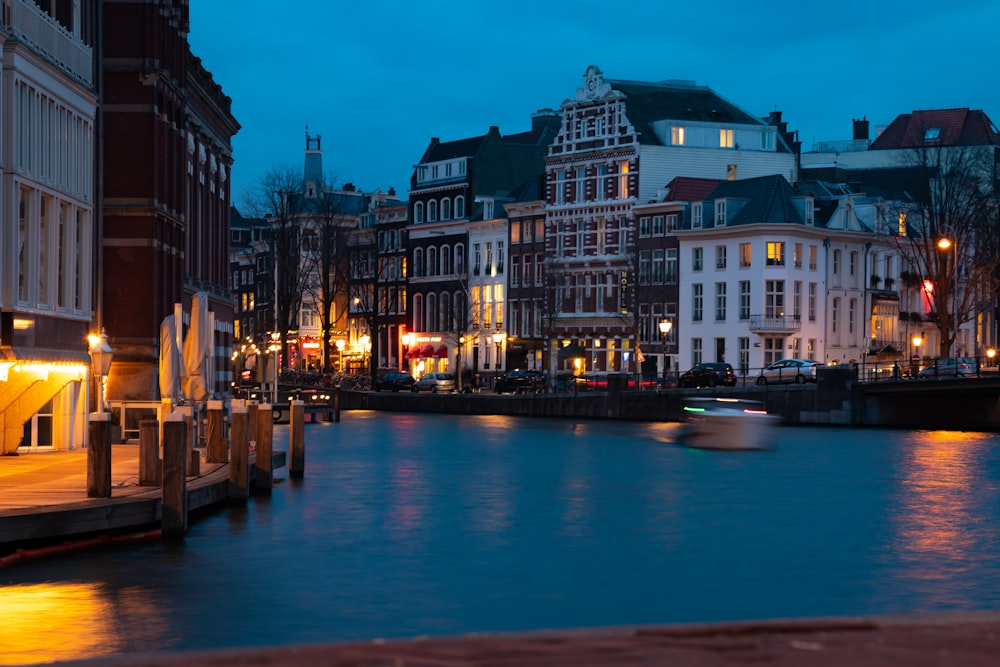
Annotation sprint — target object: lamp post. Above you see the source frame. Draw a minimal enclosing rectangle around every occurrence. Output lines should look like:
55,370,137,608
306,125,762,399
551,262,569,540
88,329,114,413
911,334,922,376
493,332,504,371
268,331,281,404
457,335,465,392
360,334,371,375
937,237,958,357
658,319,673,385
336,339,345,372
401,333,413,373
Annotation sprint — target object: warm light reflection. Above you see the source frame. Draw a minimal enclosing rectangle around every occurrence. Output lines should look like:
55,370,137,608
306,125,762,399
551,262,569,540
0,582,169,664
889,430,995,605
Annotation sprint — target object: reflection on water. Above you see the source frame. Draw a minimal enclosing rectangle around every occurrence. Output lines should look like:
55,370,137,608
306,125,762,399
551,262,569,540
1,416,999,662
888,430,996,606
0,582,170,664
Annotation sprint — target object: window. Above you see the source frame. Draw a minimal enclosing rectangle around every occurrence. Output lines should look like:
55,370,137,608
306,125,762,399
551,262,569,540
738,337,750,376
523,254,533,286
739,242,751,268
666,249,677,284
441,198,452,220
652,215,665,236
511,222,521,244
535,253,544,286
617,160,630,199
639,216,651,238
793,281,802,320
666,213,678,231
441,245,452,274
832,297,840,334
714,200,726,226
809,245,818,271
692,203,703,228
523,219,533,243
428,199,438,222
793,243,803,269
455,195,465,219
715,245,727,269
671,126,685,145
808,283,817,322
849,298,857,335
427,246,437,276
535,219,544,242
413,248,424,277
576,167,586,202
652,250,664,284
692,247,703,271
596,165,607,200
739,281,750,320
924,127,941,142
720,128,734,148
765,280,785,319
485,242,494,275
832,249,841,275
555,171,565,205
497,241,505,274
715,282,727,321
766,242,785,266
455,244,465,274
898,211,907,236
691,338,703,366
473,243,481,275
692,283,703,322
639,250,651,283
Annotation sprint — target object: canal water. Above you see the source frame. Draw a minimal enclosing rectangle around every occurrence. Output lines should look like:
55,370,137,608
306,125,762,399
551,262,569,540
3,412,1000,664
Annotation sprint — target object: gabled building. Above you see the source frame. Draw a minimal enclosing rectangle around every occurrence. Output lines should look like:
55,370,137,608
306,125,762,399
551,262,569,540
407,113,558,385
672,174,913,375
542,65,799,379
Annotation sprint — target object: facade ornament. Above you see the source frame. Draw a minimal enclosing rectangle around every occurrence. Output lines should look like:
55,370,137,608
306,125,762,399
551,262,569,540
209,153,217,174
197,143,206,165
577,65,612,101
187,132,195,155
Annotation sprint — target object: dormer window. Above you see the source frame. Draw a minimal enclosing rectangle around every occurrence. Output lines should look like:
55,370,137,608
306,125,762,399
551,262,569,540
805,195,815,225
714,200,726,227
671,126,685,145
924,127,941,142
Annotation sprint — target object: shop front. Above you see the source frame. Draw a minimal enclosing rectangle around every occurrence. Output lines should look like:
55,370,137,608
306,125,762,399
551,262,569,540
403,334,450,378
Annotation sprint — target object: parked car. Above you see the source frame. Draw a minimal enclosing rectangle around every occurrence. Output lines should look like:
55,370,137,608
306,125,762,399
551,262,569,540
373,371,416,392
917,357,977,379
679,362,736,388
553,374,592,393
756,359,824,385
495,369,546,394
412,372,456,393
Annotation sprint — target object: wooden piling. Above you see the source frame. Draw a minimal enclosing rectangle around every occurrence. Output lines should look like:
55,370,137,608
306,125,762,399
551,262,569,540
334,387,340,422
161,413,188,539
229,403,250,503
138,417,160,486
86,412,112,498
255,403,274,493
206,399,226,463
290,399,304,478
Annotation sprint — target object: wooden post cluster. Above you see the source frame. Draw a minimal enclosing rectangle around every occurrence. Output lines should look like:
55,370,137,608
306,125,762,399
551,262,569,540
138,416,160,486
254,403,274,493
206,399,226,463
86,412,112,498
229,403,250,503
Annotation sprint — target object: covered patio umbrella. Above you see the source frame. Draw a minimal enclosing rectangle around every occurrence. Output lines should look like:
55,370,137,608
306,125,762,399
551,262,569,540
182,292,212,402
158,313,183,401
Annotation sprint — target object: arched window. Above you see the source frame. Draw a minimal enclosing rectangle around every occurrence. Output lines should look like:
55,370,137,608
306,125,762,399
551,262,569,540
441,198,452,220
413,248,424,277
427,246,438,276
455,196,465,219
414,201,424,224
455,244,465,274
426,293,437,331
414,294,424,331
428,200,438,222
441,245,452,274
454,290,466,329
440,291,451,331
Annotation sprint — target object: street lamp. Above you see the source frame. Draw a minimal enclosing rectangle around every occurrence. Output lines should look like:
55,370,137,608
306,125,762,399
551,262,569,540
658,319,673,385
457,335,465,392
911,334,923,375
87,329,113,413
988,348,997,368
937,237,958,357
268,331,281,403
336,339,346,372
401,333,413,372
360,334,371,374
493,332,504,371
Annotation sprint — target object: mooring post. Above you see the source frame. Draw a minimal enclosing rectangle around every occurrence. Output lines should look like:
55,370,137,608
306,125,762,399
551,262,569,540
206,399,226,463
161,413,188,540
175,405,199,475
138,416,160,486
333,387,341,422
87,412,112,498
229,403,249,503
255,403,274,494
290,399,304,478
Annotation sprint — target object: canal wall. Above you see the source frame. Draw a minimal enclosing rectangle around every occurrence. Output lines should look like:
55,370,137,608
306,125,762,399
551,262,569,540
351,366,1000,431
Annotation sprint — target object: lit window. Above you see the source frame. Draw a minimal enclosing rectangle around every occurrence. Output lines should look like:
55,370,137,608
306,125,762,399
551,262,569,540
766,242,785,266
720,129,734,148
898,212,907,236
671,126,685,145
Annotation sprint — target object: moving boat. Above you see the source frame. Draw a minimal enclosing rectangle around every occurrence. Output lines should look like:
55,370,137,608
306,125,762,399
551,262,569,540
677,397,780,450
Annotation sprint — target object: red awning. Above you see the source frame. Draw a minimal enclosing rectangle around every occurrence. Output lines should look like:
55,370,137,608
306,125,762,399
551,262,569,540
434,345,448,358
406,347,420,359
421,345,435,358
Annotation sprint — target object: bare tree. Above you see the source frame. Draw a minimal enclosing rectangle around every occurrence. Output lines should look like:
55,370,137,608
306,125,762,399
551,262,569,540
892,144,1000,357
240,166,309,369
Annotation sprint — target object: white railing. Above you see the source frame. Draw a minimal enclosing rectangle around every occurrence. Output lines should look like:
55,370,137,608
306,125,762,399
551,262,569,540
7,0,93,85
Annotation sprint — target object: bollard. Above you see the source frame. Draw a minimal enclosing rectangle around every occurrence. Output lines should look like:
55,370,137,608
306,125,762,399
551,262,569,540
255,403,274,494
87,412,112,498
334,386,340,422
229,403,250,503
138,417,160,486
290,399,305,478
206,399,226,463
161,413,188,540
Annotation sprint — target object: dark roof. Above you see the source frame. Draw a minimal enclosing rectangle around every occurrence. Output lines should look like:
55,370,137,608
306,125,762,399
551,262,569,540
870,108,1000,149
609,79,766,147
705,175,804,227
422,133,491,162
661,176,725,202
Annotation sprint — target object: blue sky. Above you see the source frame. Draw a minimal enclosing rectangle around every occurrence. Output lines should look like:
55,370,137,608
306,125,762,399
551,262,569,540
189,1,1000,206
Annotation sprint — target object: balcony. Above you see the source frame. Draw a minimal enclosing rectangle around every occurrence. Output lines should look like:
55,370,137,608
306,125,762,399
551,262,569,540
5,0,93,85
749,315,801,333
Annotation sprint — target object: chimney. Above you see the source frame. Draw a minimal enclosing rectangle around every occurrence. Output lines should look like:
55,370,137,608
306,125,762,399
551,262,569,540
853,117,870,141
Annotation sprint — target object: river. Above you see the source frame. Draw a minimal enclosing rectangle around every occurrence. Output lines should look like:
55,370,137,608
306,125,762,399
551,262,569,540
2,412,999,664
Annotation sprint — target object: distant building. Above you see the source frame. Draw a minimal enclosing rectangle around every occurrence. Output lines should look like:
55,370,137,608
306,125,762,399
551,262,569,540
101,0,239,401
542,65,799,378
0,0,98,453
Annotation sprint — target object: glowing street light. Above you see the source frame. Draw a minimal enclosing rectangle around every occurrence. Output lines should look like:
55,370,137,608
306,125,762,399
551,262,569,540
937,237,958,357
658,319,673,384
87,329,113,413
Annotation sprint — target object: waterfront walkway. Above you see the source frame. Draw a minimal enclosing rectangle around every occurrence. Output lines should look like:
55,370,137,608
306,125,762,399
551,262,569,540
2,446,999,666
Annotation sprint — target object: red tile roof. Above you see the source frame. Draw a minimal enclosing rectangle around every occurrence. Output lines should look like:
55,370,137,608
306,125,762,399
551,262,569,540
870,108,1000,149
661,176,725,202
